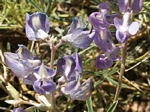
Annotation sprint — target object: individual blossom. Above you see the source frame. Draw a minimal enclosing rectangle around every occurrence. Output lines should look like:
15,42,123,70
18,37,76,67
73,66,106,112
88,2,118,30
4,45,41,78
57,53,92,100
95,46,120,69
25,12,50,41
69,78,93,101
88,2,118,52
114,12,140,43
118,0,143,13
60,70,93,101
57,52,82,82
4,52,33,78
33,63,56,94
61,16,95,49
13,107,26,112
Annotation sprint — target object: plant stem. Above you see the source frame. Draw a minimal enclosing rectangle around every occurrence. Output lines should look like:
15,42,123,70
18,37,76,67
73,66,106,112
113,41,128,102
49,41,57,112
86,96,94,112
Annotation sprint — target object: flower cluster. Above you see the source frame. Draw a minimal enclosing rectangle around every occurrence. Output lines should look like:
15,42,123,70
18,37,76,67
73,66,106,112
57,52,93,101
4,44,56,94
88,2,120,69
4,0,143,111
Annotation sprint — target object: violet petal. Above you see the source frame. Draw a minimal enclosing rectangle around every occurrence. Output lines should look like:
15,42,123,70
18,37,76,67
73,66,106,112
33,78,56,94
70,78,93,101
95,54,113,69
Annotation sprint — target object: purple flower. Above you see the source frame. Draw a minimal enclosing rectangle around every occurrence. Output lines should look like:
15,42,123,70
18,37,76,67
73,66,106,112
34,63,56,78
22,74,37,85
16,44,33,60
33,63,56,94
114,12,140,43
57,53,92,100
118,0,143,13
95,46,120,69
61,16,95,49
69,78,93,101
4,45,41,78
95,54,113,69
72,52,82,74
13,107,26,112
93,28,113,52
61,71,93,101
25,12,50,41
57,52,82,82
88,2,118,30
33,78,56,94
88,2,118,52
4,52,33,78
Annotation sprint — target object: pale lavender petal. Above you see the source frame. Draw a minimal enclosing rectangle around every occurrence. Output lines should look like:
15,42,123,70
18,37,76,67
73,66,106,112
95,54,113,69
71,28,84,41
22,74,37,85
16,44,33,60
4,52,33,78
128,22,140,35
67,16,86,34
106,46,121,61
62,80,78,95
33,78,56,94
114,17,123,31
57,55,76,81
34,63,56,78
70,78,93,101
116,30,130,43
72,52,82,74
94,29,113,52
71,30,95,49
13,107,26,112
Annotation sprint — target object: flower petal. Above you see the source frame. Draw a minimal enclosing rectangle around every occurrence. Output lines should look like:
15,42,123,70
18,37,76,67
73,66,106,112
94,29,113,52
13,107,26,112
25,12,50,41
128,22,140,35
118,0,128,12
4,52,33,78
57,55,76,81
71,30,95,49
22,74,37,85
70,78,93,101
16,44,33,60
72,52,82,74
131,0,143,13
67,16,86,34
95,54,113,69
33,78,56,94
116,30,130,43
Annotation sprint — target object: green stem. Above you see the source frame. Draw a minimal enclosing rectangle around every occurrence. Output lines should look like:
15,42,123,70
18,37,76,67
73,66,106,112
86,96,94,112
113,41,127,102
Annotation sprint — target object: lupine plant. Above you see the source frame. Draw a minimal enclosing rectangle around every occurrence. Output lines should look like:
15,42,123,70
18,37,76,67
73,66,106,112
3,0,144,112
